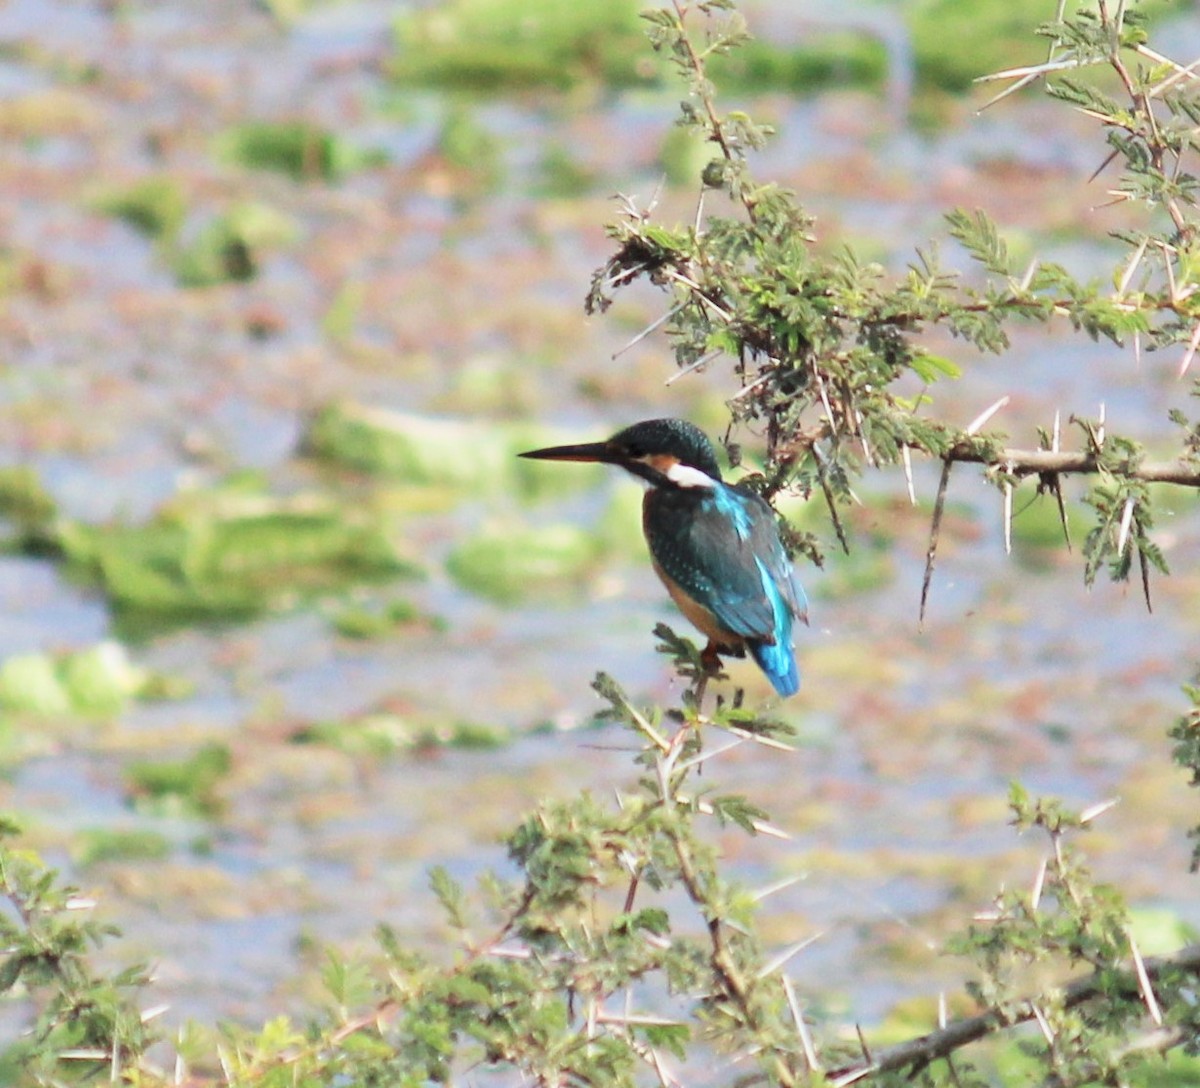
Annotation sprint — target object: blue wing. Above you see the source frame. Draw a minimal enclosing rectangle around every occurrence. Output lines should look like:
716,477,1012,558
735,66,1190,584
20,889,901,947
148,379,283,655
644,482,804,695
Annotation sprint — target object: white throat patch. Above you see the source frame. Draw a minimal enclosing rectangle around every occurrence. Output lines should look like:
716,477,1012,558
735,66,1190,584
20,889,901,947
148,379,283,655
665,461,717,489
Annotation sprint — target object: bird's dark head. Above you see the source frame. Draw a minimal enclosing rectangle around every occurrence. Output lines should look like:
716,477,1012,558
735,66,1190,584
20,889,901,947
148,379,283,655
519,417,722,489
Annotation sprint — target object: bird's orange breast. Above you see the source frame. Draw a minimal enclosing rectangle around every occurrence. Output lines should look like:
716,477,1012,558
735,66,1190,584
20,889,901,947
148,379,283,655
650,560,743,650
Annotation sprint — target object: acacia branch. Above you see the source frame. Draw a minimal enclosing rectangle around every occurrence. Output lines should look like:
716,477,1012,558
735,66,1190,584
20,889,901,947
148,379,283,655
829,943,1200,1085
944,444,1200,486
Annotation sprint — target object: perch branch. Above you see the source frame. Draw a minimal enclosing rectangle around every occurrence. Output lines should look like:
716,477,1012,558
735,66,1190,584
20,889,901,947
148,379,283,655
943,445,1200,486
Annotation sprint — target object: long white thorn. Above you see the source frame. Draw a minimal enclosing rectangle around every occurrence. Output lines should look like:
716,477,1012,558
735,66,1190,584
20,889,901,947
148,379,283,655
1178,321,1200,378
783,976,822,1072
756,933,825,979
966,395,1011,435
1128,928,1163,1025
1116,495,1136,556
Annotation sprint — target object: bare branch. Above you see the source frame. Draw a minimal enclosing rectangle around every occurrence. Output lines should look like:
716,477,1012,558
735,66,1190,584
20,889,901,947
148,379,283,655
943,444,1200,486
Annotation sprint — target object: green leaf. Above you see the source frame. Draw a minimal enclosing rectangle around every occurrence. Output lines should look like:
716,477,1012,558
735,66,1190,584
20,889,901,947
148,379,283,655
708,794,768,834
429,866,469,930
909,352,963,383
946,207,1012,275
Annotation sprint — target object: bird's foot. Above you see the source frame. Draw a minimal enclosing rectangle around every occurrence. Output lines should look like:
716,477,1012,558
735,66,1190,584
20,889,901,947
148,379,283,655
700,640,725,676
695,642,748,716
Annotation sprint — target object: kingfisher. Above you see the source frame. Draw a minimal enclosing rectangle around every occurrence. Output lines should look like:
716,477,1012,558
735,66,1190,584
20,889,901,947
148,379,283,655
519,418,806,697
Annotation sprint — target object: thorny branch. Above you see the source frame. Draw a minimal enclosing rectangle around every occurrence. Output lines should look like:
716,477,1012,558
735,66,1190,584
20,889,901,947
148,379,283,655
598,0,1200,626
829,945,1200,1086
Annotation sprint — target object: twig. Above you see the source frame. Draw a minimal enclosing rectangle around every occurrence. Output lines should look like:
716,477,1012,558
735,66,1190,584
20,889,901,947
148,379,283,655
811,443,850,555
919,459,953,628
614,303,685,359
666,348,721,385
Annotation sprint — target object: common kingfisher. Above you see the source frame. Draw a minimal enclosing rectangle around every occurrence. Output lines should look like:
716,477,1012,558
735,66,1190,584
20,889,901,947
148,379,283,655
519,418,806,697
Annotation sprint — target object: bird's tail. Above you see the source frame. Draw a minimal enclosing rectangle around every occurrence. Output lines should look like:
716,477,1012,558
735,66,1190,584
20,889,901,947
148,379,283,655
749,638,800,697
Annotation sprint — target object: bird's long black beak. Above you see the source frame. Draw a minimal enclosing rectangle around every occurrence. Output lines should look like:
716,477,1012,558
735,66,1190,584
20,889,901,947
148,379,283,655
518,440,619,465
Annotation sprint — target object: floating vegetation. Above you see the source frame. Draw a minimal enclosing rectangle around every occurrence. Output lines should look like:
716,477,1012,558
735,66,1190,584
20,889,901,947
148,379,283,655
305,402,601,500
446,521,600,604
389,0,1168,101
292,714,415,759
534,142,599,199
390,0,648,92
125,742,232,819
434,355,541,416
0,653,72,718
1126,905,1199,957
0,642,153,719
292,712,510,758
707,33,886,96
216,121,386,182
330,598,432,640
1011,489,1079,570
6,481,421,634
0,465,57,535
73,826,171,867
817,545,896,599
390,0,887,97
174,202,298,287
92,175,187,240
657,126,710,190
435,107,504,195
0,466,422,634
910,0,1173,94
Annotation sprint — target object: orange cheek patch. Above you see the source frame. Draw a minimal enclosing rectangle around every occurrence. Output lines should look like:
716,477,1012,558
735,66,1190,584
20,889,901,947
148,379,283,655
645,453,680,474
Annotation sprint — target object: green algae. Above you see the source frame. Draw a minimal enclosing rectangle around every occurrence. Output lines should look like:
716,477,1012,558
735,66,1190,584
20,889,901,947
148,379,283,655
293,712,510,758
0,642,151,719
0,653,72,718
125,742,232,819
331,598,429,640
446,521,600,604
216,122,386,182
436,107,504,195
48,483,421,633
707,32,887,96
390,0,648,92
433,356,542,416
93,176,187,240
1007,487,1091,571
388,0,887,96
73,826,171,867
305,402,603,500
293,714,414,759
1126,905,1198,957
817,545,897,599
0,464,57,532
534,142,600,199
909,0,1172,94
174,202,298,287
59,642,151,716
387,0,1170,105
658,126,711,190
